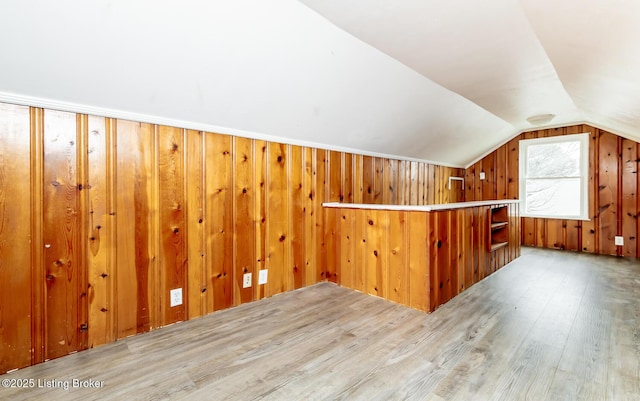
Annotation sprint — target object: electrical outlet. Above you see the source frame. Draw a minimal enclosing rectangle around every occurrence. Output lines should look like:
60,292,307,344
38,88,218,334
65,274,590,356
170,288,183,307
258,269,268,285
615,236,624,246
479,172,486,180
243,273,252,288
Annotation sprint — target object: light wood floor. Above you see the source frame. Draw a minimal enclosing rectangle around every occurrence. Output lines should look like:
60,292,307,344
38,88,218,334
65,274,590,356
2,247,639,400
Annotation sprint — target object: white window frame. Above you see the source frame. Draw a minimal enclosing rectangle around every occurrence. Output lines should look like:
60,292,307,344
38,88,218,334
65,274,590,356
519,133,590,220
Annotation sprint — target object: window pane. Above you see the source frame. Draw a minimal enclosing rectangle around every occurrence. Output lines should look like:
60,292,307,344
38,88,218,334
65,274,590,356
527,141,580,177
525,178,581,216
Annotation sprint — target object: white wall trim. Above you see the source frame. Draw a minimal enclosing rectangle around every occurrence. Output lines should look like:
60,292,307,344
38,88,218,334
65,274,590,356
0,91,464,169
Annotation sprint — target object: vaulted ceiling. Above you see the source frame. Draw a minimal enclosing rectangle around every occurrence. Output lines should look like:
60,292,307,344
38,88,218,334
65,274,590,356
1,1,639,167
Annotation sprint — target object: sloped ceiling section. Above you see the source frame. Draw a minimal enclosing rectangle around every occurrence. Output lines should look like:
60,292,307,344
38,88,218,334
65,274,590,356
520,0,640,137
1,1,639,167
300,0,640,163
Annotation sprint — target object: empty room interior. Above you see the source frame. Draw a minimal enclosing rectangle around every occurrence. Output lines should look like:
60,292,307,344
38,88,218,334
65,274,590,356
1,1,639,400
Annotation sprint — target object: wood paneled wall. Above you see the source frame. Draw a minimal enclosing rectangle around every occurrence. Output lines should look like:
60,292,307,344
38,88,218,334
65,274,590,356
0,102,464,373
325,202,520,312
465,124,640,258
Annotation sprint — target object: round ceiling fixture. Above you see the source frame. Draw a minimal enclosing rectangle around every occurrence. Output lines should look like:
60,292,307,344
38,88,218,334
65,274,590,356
526,114,555,125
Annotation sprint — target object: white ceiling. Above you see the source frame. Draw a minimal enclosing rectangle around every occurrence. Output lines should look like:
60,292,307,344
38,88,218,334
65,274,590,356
1,0,639,167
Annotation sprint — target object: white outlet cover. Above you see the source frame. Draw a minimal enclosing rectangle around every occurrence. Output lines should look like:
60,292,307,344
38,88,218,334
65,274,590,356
615,236,624,246
479,172,486,180
170,288,183,307
258,269,268,285
243,273,252,288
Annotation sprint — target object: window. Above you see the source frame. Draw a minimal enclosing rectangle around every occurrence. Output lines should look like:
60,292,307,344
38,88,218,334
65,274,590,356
519,133,589,220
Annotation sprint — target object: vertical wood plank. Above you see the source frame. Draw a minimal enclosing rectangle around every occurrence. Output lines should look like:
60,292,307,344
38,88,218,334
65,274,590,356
427,212,438,311
115,120,154,338
436,166,445,203
254,140,267,300
426,164,436,205
43,110,82,360
290,145,305,289
384,159,398,204
459,208,473,293
388,211,407,305
546,219,564,250
104,119,117,342
362,156,375,204
353,154,364,204
477,208,488,280
473,161,483,202
621,139,637,258
266,143,289,295
379,211,390,298
582,128,598,253
417,163,426,205
439,165,447,203
506,136,520,199
535,218,546,248
637,142,640,259
186,130,205,318
481,152,496,200
338,209,355,288
437,211,452,306
0,104,33,372
76,115,89,352
449,209,459,297
86,116,114,348
496,145,507,199
324,206,338,283
157,126,187,325
408,212,429,312
30,107,45,366
302,147,315,287
565,220,581,252
365,210,381,297
464,163,476,202
342,152,354,203
401,160,410,205
354,208,367,292
598,131,619,255
205,133,233,311
233,136,255,304
470,208,479,285
409,161,419,205
314,149,327,282
328,150,342,202
372,158,383,204
149,126,162,330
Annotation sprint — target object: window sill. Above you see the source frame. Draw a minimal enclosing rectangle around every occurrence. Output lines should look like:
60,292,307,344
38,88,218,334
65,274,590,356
521,214,591,221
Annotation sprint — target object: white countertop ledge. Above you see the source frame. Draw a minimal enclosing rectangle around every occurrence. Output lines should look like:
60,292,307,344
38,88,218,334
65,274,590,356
322,200,521,212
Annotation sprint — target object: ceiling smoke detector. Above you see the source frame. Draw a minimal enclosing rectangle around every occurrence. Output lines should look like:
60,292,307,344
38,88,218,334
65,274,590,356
526,114,555,126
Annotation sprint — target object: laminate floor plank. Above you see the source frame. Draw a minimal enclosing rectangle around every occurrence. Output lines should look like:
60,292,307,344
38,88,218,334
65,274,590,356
1,247,639,400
